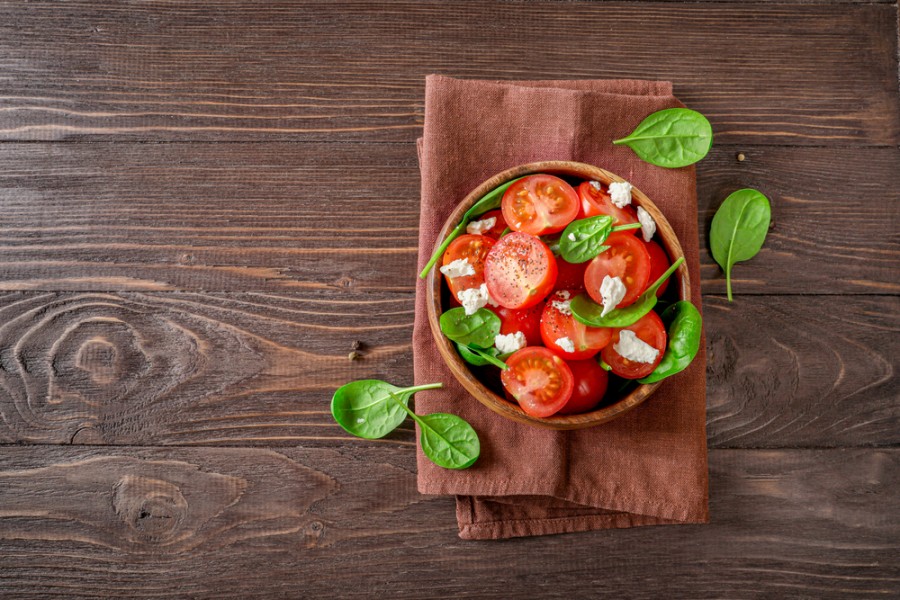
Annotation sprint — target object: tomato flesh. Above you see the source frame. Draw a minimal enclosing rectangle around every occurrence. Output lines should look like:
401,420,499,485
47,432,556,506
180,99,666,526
601,311,667,379
577,181,639,228
441,234,496,303
501,346,574,417
540,290,613,360
585,232,651,309
490,303,544,347
557,359,609,415
645,239,671,297
484,232,557,309
553,257,588,292
467,209,508,239
502,175,580,236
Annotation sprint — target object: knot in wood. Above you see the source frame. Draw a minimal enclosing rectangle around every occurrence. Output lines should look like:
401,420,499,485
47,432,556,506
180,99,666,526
113,475,187,544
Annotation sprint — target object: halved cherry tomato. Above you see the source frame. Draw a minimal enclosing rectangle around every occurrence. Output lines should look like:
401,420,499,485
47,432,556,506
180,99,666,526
501,346,574,417
540,290,613,360
441,234,496,303
585,232,651,309
467,209,508,239
601,311,667,379
502,175,580,236
484,232,557,309
490,303,544,347
557,359,609,415
645,239,671,297
553,257,588,292
577,181,639,228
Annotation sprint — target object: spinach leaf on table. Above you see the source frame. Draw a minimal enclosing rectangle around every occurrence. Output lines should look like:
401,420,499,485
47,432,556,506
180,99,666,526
331,380,442,439
710,188,771,302
614,108,713,168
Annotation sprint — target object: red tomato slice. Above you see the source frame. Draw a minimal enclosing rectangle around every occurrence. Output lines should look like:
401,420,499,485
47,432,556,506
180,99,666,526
601,311,667,379
466,209,508,239
540,290,613,360
557,359,609,415
584,232,652,308
577,181,639,228
645,239,671,297
553,257,588,292
441,234,496,303
502,175,580,236
501,346,574,417
484,232,557,309
490,304,544,347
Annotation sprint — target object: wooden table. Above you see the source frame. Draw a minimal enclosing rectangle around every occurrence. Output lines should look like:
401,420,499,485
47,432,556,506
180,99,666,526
1,2,897,598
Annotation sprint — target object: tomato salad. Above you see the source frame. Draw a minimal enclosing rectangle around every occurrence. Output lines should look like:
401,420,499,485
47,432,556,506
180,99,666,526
432,173,702,419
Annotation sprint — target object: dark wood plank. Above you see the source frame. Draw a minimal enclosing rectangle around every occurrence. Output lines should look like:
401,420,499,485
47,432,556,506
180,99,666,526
0,445,895,598
0,142,897,294
0,2,897,144
0,292,894,447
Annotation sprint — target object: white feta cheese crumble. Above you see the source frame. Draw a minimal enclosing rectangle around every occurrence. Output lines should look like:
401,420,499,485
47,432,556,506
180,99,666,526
458,283,495,315
356,418,365,424
637,206,656,242
557,290,572,300
555,336,575,353
551,296,572,316
439,257,475,278
466,216,497,235
589,180,602,191
599,275,627,317
613,330,659,364
567,232,577,241
608,181,633,208
494,331,526,354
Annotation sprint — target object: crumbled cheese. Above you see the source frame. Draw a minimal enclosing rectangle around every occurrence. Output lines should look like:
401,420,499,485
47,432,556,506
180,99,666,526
589,180,602,191
439,257,475,278
567,232,577,241
608,181,633,208
356,418,365,424
555,337,575,353
599,275,627,317
637,206,656,242
458,283,495,315
557,290,571,300
494,331,526,354
613,330,659,364
466,216,497,236
551,296,572,316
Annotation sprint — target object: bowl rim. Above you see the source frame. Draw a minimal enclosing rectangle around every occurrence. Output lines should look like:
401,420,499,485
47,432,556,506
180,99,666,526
426,160,691,430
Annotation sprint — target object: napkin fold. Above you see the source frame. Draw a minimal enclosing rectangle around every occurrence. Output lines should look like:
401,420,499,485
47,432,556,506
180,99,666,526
413,75,709,540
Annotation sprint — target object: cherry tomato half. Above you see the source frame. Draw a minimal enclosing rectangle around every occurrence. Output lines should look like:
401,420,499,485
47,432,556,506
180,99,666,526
540,290,613,360
441,234,496,303
557,359,609,415
501,346,574,417
645,239,671,297
502,175,580,236
553,257,588,292
490,303,544,347
601,311,667,379
484,232,557,309
467,209,508,239
577,181,639,228
585,232,652,309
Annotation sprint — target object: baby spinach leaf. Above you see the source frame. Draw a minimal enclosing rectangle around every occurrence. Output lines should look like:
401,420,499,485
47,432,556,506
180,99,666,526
570,257,684,328
418,177,524,279
331,380,443,439
456,343,508,370
559,216,642,263
440,307,501,349
392,395,480,470
710,188,771,302
638,301,703,384
613,108,713,168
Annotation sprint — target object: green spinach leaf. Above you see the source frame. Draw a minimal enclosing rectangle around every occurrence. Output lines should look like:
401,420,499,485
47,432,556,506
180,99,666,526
638,301,703,384
456,342,508,370
331,380,443,439
440,307,501,349
613,108,713,168
559,215,642,263
710,188,771,302
392,396,480,470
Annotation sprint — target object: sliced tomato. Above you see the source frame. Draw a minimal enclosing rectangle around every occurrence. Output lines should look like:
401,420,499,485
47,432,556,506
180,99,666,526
577,181,639,228
557,359,609,415
441,234,496,303
467,209,508,239
501,174,580,236
553,257,588,292
601,311,667,379
585,232,652,308
645,239,671,297
540,290,613,360
490,304,544,347
501,346,574,417
484,232,557,309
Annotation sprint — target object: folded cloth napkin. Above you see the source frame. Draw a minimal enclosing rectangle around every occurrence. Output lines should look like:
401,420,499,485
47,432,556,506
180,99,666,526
413,75,709,540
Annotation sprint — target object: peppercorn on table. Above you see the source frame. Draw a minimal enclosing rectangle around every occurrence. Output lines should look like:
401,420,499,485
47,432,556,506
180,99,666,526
0,2,897,598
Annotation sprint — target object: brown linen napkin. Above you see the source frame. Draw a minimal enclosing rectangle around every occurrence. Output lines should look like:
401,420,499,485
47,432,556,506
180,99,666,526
413,75,709,540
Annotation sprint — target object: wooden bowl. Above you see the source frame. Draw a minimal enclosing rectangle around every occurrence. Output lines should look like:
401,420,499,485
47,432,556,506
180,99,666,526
426,161,691,429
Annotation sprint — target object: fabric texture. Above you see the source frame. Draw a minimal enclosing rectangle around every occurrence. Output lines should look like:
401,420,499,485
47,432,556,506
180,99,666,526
413,75,709,540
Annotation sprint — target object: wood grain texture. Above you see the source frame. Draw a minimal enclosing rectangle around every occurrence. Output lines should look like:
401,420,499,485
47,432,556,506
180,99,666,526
0,2,897,144
0,292,894,448
0,445,896,599
0,142,897,294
